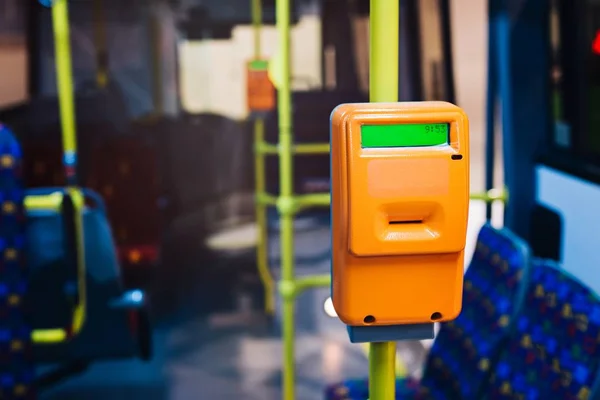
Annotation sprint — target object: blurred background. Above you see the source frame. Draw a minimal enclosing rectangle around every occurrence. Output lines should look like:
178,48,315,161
0,0,523,398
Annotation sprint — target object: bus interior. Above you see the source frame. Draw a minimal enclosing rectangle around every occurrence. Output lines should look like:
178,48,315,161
0,0,599,399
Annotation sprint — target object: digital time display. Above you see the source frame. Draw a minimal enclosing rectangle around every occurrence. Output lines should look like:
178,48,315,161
361,123,449,148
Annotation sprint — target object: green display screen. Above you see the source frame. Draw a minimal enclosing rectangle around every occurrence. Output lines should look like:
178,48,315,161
249,60,269,71
361,123,449,148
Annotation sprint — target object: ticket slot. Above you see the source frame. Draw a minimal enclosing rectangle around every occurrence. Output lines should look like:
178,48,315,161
371,201,443,254
388,219,423,225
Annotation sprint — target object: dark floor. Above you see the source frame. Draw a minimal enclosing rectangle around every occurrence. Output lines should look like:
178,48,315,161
38,211,374,400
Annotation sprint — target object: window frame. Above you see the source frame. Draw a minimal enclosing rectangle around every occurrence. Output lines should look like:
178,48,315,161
541,0,600,184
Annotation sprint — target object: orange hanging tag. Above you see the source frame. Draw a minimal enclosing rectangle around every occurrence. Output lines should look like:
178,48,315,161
246,59,275,113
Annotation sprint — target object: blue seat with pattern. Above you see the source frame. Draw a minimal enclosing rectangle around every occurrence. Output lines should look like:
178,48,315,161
0,123,35,399
484,259,600,400
325,224,531,400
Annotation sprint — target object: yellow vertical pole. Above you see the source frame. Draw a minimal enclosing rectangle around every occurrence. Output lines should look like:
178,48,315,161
47,0,87,347
368,0,399,399
275,0,296,399
252,0,275,315
370,0,399,101
52,0,78,186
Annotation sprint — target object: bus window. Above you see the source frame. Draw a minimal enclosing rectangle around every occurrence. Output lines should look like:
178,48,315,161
0,0,28,108
548,0,600,180
589,4,600,154
550,0,569,147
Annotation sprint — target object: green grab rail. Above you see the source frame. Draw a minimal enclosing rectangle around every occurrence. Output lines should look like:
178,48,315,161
258,189,506,210
251,0,276,316
368,0,400,398
92,0,108,88
273,1,297,399
256,192,278,207
470,186,509,203
26,189,87,344
256,141,330,155
293,143,330,154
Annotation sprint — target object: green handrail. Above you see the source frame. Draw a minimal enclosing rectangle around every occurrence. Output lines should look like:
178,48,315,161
259,190,506,208
93,0,108,88
27,189,87,344
251,0,276,315
368,0,400,398
256,142,330,155
274,1,297,399
470,186,508,203
271,1,364,398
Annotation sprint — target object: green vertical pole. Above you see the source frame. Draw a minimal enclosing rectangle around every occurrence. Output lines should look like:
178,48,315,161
252,0,275,314
369,0,399,399
52,0,78,186
252,0,262,58
370,0,399,101
149,7,164,116
275,0,296,399
93,0,108,89
369,342,397,399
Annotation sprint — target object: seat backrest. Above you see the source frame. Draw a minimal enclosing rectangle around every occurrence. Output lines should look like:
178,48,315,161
25,189,81,330
85,136,162,265
21,141,65,188
418,224,531,400
485,259,600,399
590,360,600,400
26,188,122,331
0,124,35,398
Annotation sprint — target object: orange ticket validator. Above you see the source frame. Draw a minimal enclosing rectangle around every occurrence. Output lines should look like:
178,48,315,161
331,101,470,327
246,59,275,113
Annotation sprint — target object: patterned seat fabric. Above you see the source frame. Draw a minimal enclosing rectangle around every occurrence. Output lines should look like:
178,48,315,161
485,260,600,400
0,124,35,399
324,224,531,400
417,224,531,400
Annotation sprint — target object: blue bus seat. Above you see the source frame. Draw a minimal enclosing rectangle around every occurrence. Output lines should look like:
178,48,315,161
484,259,600,399
589,357,600,400
0,124,35,399
325,224,531,400
26,188,151,363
